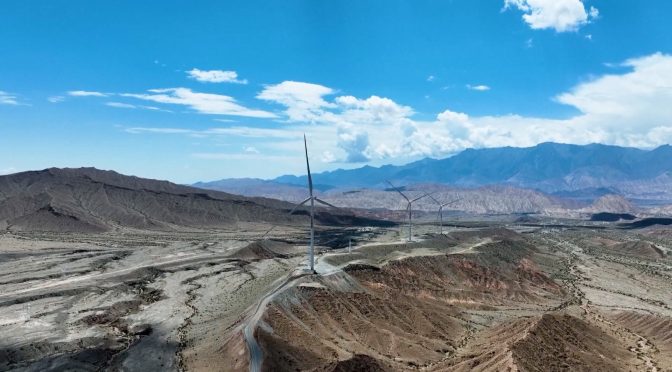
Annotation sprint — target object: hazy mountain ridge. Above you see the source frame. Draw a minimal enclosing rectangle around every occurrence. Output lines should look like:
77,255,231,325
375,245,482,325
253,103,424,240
192,181,610,216
193,143,672,216
192,178,309,202
267,143,672,200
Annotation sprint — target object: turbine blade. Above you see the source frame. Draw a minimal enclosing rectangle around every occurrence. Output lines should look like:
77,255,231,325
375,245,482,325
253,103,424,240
289,197,312,214
385,180,409,202
411,192,430,203
441,198,461,208
304,134,314,197
261,225,276,239
427,193,440,205
314,197,339,209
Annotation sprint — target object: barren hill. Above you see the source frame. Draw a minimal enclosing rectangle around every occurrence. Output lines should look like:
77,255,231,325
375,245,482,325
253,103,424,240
445,314,634,371
0,168,308,232
195,182,579,215
248,230,575,371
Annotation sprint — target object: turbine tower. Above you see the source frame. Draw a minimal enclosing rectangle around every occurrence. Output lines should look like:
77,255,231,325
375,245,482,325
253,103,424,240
289,134,339,273
386,180,429,242
428,194,460,235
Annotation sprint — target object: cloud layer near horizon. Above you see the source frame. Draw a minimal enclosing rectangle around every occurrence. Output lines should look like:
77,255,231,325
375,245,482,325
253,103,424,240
238,53,672,163
91,53,672,166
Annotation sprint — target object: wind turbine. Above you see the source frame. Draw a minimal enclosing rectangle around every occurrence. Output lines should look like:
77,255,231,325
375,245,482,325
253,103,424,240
427,194,460,235
385,180,429,242
289,134,339,273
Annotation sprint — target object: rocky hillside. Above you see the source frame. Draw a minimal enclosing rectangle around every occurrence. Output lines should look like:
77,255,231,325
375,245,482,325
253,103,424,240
0,168,308,232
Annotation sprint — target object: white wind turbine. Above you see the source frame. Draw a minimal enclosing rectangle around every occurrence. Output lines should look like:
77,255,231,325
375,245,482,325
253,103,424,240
428,194,460,235
289,134,339,273
386,180,429,242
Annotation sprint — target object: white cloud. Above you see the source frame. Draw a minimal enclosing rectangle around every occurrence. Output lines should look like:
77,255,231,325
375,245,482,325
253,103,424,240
68,90,108,97
305,53,672,163
337,125,371,162
0,91,19,105
257,81,335,122
466,84,491,91
321,150,336,163
244,146,260,154
588,6,599,19
437,109,469,124
106,102,137,109
187,68,248,84
125,127,192,135
105,102,165,111
125,126,300,139
427,75,435,82
122,88,276,118
555,53,672,127
504,0,598,32
125,53,672,169
48,96,65,103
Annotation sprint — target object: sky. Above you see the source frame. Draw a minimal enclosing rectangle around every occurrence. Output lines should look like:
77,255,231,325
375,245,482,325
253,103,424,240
1,0,672,183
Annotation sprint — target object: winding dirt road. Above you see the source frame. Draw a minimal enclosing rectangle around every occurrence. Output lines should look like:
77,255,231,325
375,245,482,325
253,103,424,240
243,271,311,372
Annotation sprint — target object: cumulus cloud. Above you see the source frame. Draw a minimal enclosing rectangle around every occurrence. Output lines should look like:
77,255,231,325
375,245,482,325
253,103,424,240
466,84,491,91
556,53,672,118
0,91,19,105
437,109,469,124
257,81,335,122
337,125,371,162
187,69,248,84
504,0,598,32
309,53,672,162
68,90,108,97
127,53,672,168
122,88,276,118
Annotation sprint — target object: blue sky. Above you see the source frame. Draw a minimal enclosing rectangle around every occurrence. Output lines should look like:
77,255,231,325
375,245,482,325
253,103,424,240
1,0,672,183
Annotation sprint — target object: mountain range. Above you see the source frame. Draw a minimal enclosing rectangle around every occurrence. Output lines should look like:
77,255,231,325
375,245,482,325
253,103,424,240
197,142,672,204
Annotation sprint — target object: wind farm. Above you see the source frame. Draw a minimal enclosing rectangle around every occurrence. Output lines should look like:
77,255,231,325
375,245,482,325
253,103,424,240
386,180,430,242
1,138,671,371
2,1,672,371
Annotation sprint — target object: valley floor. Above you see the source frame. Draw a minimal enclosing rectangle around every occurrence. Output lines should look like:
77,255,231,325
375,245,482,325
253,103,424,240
0,221,671,371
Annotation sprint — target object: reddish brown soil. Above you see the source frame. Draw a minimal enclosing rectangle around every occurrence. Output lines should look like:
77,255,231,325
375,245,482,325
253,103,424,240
254,236,571,371
442,314,636,372
609,311,672,366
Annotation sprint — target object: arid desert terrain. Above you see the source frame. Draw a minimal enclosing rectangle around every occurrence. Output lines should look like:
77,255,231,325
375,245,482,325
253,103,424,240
1,217,670,371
